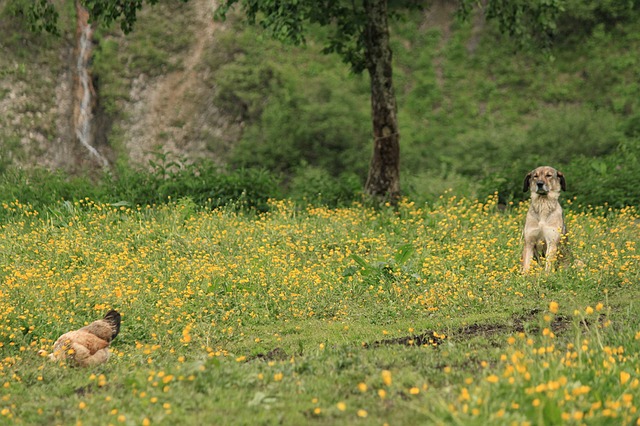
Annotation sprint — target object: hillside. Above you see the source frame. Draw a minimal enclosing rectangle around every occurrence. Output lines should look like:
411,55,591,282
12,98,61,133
0,0,235,171
1,0,639,202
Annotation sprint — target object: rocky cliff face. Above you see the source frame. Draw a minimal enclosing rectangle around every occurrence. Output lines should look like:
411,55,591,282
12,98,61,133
0,0,239,173
0,3,72,171
119,0,240,168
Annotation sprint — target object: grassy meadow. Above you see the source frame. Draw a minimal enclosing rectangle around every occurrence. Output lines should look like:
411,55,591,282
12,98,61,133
0,196,639,425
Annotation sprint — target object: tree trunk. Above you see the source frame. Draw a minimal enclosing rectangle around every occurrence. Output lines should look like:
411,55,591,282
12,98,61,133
363,0,400,201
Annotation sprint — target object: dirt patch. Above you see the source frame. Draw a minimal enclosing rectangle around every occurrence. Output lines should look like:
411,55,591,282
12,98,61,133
244,310,602,361
364,330,446,349
74,385,93,396
511,308,573,335
456,308,587,341
247,347,289,362
457,322,510,337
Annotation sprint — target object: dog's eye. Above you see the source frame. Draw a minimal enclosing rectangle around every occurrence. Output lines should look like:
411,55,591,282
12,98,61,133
546,174,552,177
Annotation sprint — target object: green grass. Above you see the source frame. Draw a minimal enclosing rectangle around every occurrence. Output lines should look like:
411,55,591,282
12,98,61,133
0,197,638,424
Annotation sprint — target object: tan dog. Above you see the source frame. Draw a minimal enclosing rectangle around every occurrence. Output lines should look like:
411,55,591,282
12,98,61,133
521,166,568,273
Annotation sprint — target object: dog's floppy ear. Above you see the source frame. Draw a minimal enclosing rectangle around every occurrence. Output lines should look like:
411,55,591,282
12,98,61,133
557,171,566,191
523,172,532,192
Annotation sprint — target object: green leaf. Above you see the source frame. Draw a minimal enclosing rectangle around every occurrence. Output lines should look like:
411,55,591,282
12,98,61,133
394,243,414,266
350,254,370,269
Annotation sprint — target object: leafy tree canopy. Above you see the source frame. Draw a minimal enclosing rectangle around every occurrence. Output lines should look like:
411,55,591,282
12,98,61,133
6,0,60,34
215,0,423,73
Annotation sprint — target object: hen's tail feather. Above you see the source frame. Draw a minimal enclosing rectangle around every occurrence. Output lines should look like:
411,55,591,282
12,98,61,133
103,310,121,340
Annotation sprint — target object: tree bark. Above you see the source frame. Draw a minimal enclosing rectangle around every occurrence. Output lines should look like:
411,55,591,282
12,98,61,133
363,0,400,201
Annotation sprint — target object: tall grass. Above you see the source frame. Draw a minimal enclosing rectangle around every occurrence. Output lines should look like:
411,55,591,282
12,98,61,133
0,196,638,424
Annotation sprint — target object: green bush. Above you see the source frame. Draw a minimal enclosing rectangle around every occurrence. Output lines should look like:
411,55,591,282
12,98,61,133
214,60,285,122
563,140,640,208
0,168,99,213
0,157,282,219
521,106,622,164
104,157,281,212
557,0,640,40
478,138,640,208
476,104,627,205
288,164,363,207
208,22,371,183
158,165,281,212
230,87,370,179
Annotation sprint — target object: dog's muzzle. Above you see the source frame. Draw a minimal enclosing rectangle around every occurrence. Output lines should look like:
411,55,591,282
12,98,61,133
536,181,548,195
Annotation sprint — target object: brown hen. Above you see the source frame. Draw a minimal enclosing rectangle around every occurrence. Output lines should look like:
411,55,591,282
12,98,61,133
47,310,121,367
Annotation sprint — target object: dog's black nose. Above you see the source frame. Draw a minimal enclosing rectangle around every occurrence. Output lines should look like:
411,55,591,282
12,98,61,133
536,181,544,188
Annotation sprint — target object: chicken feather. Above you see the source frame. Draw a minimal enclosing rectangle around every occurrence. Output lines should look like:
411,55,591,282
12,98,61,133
46,310,121,367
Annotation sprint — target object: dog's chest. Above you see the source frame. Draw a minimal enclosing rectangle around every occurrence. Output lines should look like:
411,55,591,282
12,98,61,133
528,219,554,235
525,208,563,240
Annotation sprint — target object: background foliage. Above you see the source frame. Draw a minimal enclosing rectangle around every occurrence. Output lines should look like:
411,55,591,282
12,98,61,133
1,0,639,207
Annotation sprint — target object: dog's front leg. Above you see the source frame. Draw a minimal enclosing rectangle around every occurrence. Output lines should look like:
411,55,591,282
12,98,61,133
522,242,535,273
544,241,559,272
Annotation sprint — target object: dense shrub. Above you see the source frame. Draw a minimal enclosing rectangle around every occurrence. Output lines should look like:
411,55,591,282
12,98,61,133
288,165,363,207
231,92,370,178
103,159,282,211
563,140,640,208
154,164,281,212
0,159,282,219
478,139,640,208
521,106,622,163
557,0,640,40
0,168,99,211
0,154,370,219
